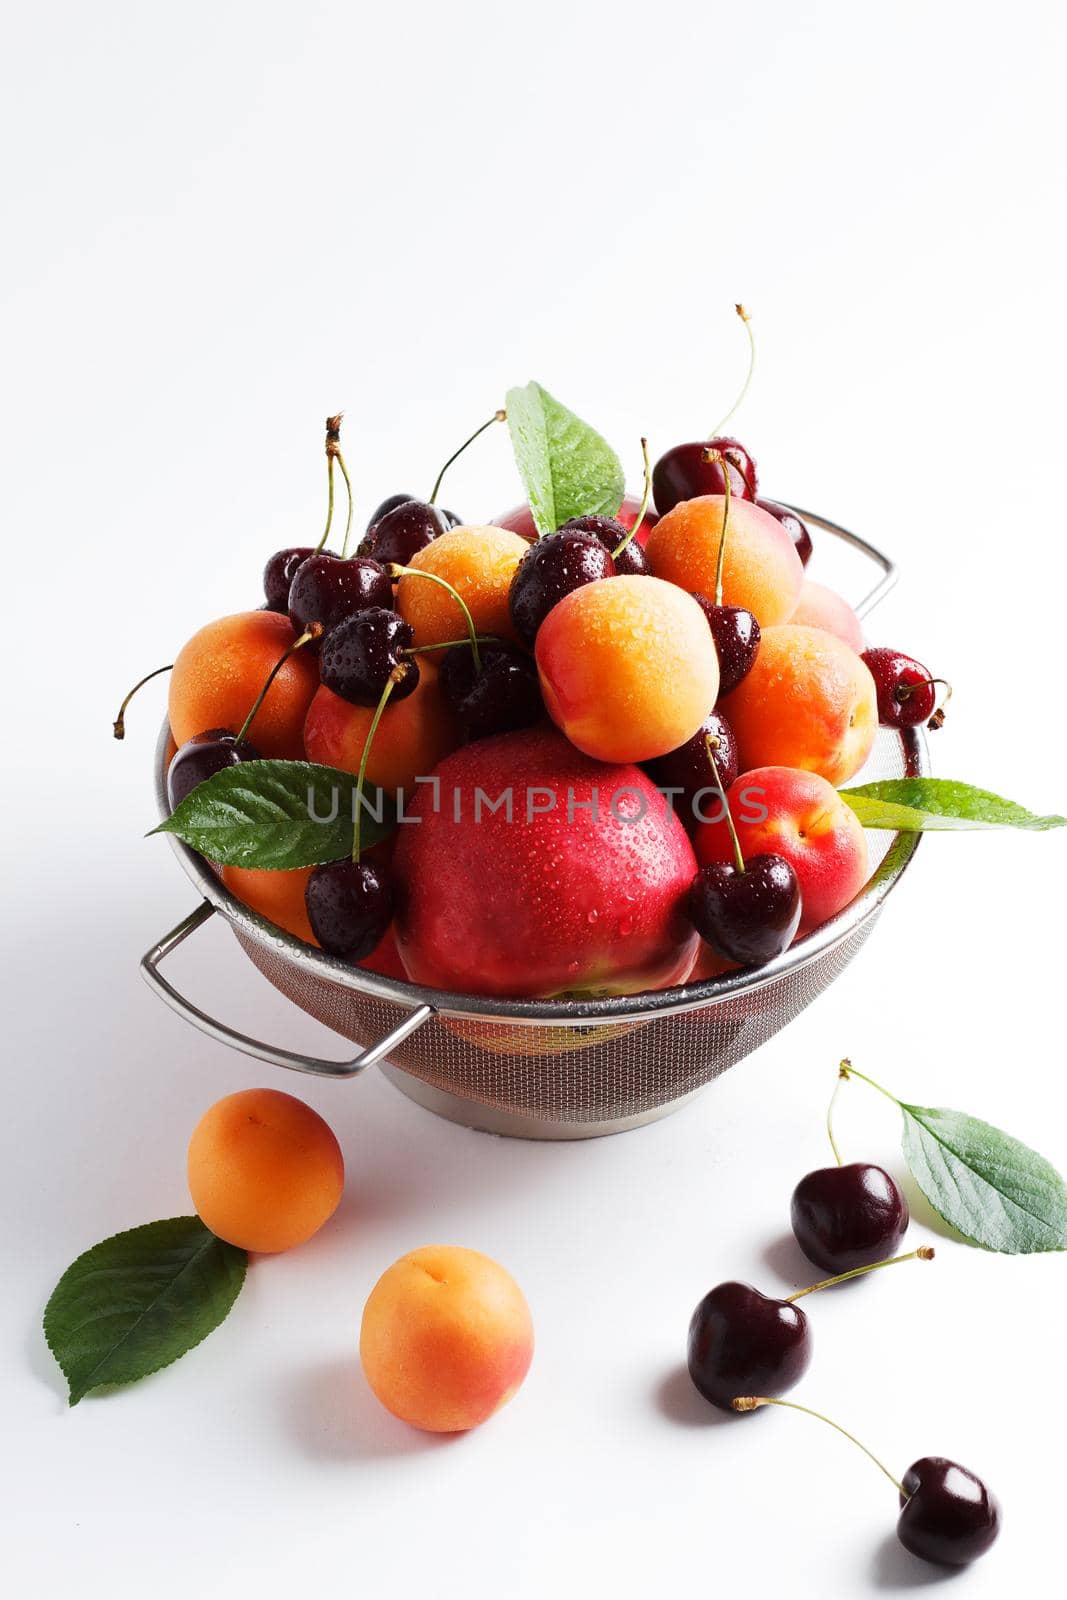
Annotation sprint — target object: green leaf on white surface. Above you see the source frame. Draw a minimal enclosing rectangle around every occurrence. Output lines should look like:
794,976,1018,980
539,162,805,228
840,777,1066,832
44,1217,246,1405
900,1104,1067,1254
505,381,625,536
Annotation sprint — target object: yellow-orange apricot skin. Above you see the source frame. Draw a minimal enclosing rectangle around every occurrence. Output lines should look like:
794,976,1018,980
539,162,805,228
359,1245,534,1433
535,576,719,763
646,495,804,626
302,657,458,793
187,1089,344,1254
724,624,878,786
395,525,529,648
169,611,320,760
221,864,318,945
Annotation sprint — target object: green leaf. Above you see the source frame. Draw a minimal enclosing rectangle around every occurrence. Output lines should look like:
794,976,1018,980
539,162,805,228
44,1217,246,1405
840,777,1067,832
505,381,625,536
900,1105,1067,1253
151,759,395,869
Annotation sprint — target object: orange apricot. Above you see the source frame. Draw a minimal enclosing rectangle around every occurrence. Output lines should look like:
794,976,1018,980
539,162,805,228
302,656,458,794
395,525,529,647
221,864,318,945
169,611,319,759
360,1245,534,1432
646,496,804,626
724,624,878,786
790,579,864,652
187,1088,344,1253
535,575,719,762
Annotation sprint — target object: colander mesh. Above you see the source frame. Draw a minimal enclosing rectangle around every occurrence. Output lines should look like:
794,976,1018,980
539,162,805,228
236,914,879,1123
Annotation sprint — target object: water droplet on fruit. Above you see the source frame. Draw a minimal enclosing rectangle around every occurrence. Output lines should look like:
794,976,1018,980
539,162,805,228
587,909,599,924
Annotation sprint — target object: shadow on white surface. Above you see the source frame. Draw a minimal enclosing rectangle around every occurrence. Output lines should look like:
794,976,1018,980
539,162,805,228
870,1531,967,1590
760,1230,818,1290
653,1364,740,1429
280,1355,461,1462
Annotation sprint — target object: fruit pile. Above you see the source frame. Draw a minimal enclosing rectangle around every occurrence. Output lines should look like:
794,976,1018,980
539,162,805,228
127,319,1057,1004
127,312,1067,998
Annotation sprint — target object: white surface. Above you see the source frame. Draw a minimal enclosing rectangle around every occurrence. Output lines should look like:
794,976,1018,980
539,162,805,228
3,2,1066,1594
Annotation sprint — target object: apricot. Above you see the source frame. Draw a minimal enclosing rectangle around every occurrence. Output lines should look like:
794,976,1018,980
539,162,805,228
303,657,458,794
695,766,869,930
646,495,804,626
221,864,318,944
535,575,719,763
395,525,529,648
169,611,319,760
187,1088,344,1253
360,1246,534,1432
790,579,864,652
724,624,877,786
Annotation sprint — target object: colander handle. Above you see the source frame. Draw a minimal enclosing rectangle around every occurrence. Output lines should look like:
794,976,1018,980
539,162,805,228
140,901,435,1079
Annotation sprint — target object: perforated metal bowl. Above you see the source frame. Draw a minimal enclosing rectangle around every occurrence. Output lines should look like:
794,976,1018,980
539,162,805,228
142,508,926,1138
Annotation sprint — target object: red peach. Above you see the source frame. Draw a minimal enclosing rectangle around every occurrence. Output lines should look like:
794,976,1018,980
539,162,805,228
790,580,864,652
646,496,804,626
724,624,878,787
694,766,869,930
535,575,720,763
360,1245,534,1432
394,726,699,998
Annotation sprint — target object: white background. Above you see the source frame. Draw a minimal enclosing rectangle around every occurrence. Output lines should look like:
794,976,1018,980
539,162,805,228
3,2,1066,1594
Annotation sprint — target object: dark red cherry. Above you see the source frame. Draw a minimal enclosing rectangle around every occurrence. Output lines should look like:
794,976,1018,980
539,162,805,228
557,514,650,576
263,546,317,613
438,644,544,742
652,436,758,515
319,608,418,706
366,500,454,567
897,1458,1001,1567
167,729,260,810
305,858,392,963
509,530,616,645
287,554,393,646
861,648,937,728
791,1164,909,1274
691,593,761,694
690,855,801,966
687,1282,811,1412
646,711,739,825
367,492,417,529
757,499,813,565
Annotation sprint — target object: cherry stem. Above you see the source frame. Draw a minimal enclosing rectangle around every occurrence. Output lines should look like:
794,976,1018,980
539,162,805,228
708,302,755,438
785,1245,934,1303
352,670,398,863
730,1397,905,1497
429,410,506,506
236,629,313,745
826,1070,845,1166
112,664,173,740
612,437,651,558
705,447,732,606
706,737,744,875
838,1059,902,1109
389,565,481,672
404,634,502,656
315,415,342,554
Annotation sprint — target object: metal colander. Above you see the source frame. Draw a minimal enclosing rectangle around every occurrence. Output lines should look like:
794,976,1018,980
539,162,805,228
143,508,926,1139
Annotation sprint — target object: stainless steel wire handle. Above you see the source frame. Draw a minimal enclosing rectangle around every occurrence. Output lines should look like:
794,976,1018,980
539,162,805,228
141,901,435,1077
